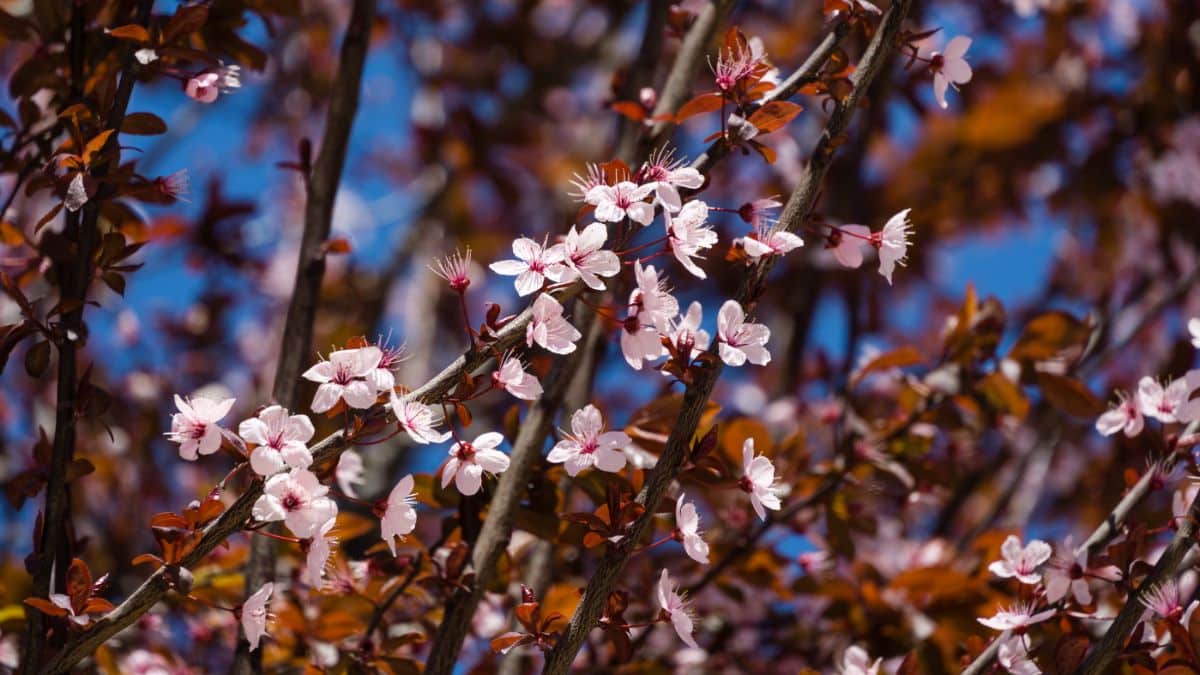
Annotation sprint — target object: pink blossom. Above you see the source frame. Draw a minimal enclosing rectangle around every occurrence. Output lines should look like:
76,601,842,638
369,339,405,394
1095,391,1144,437
430,247,473,293
238,405,315,477
717,300,771,367
996,636,1041,675
443,432,510,496
988,535,1052,584
568,163,608,201
666,302,711,362
335,449,366,497
740,438,782,520
675,494,709,564
546,404,629,476
185,72,220,103
875,209,913,285
168,394,235,460
252,468,338,538
665,200,718,279
526,293,582,354
389,395,452,444
737,197,782,230
241,582,273,651
1044,536,1117,605
737,229,804,261
586,181,656,226
493,353,543,401
931,36,973,109
826,225,872,268
303,517,337,589
1141,578,1183,619
1190,318,1200,349
640,148,705,212
620,262,677,368
1137,375,1189,423
711,39,767,93
489,236,564,297
840,645,881,675
656,569,699,648
548,223,620,291
380,474,418,556
302,346,384,413
977,602,1056,631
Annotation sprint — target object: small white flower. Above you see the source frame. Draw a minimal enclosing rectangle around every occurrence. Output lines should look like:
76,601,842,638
302,517,337,589
442,432,510,496
380,474,418,556
239,405,314,477
252,468,338,538
987,535,1052,584
489,236,564,297
675,494,709,564
656,569,699,648
390,395,452,445
335,449,366,497
665,200,717,279
168,394,235,460
526,293,582,355
977,603,1055,631
1095,391,1144,437
546,404,629,477
586,181,656,225
1137,375,1189,423
931,36,973,109
547,223,620,291
740,438,781,520
737,229,804,260
716,300,771,367
302,347,383,413
493,353,543,401
840,645,881,675
876,209,912,285
241,582,273,651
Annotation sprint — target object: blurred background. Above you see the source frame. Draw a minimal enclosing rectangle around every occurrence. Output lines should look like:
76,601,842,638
2,0,1200,671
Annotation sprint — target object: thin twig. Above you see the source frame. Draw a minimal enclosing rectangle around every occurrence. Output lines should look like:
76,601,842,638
232,2,376,674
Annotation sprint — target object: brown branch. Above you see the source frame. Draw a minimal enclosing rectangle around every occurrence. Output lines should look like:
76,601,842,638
542,2,914,671
232,2,376,673
23,2,155,672
1073,445,1200,674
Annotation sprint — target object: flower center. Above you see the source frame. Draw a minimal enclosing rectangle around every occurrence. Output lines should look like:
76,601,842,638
456,442,477,461
281,490,305,513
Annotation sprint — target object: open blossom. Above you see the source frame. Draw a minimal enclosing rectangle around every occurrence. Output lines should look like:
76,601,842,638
370,340,405,394
586,181,656,225
875,209,912,285
840,645,881,675
526,293,582,354
443,432,510,496
675,494,709,564
302,517,336,589
380,474,418,556
717,300,771,367
931,36,973,109
667,302,711,362
1044,536,1119,605
549,223,619,291
241,582,273,651
711,39,768,93
1096,390,1144,437
740,438,782,520
185,72,220,103
302,346,384,413
239,405,315,477
977,602,1056,631
665,200,718,279
390,395,452,444
620,261,676,369
546,404,629,477
1137,375,1189,423
996,636,1041,675
493,353,543,401
252,468,338,538
489,236,564,297
1141,578,1184,619
335,449,366,497
988,535,1052,584
168,394,235,460
827,225,872,268
640,148,704,212
737,229,803,260
656,569,699,648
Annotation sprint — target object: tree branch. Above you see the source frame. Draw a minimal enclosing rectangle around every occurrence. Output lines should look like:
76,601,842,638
23,2,155,672
541,3,914,671
232,2,376,673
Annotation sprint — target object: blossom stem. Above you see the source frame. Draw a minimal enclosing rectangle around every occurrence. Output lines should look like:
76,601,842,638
249,529,302,545
614,235,669,258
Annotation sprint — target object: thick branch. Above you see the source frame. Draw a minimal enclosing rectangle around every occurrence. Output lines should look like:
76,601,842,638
542,5,913,672
233,2,376,673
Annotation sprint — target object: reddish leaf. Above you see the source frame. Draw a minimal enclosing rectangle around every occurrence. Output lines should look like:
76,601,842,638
746,101,804,133
609,100,646,122
121,112,168,136
674,92,724,123
24,597,68,617
108,24,150,42
1036,372,1104,419
490,632,528,654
